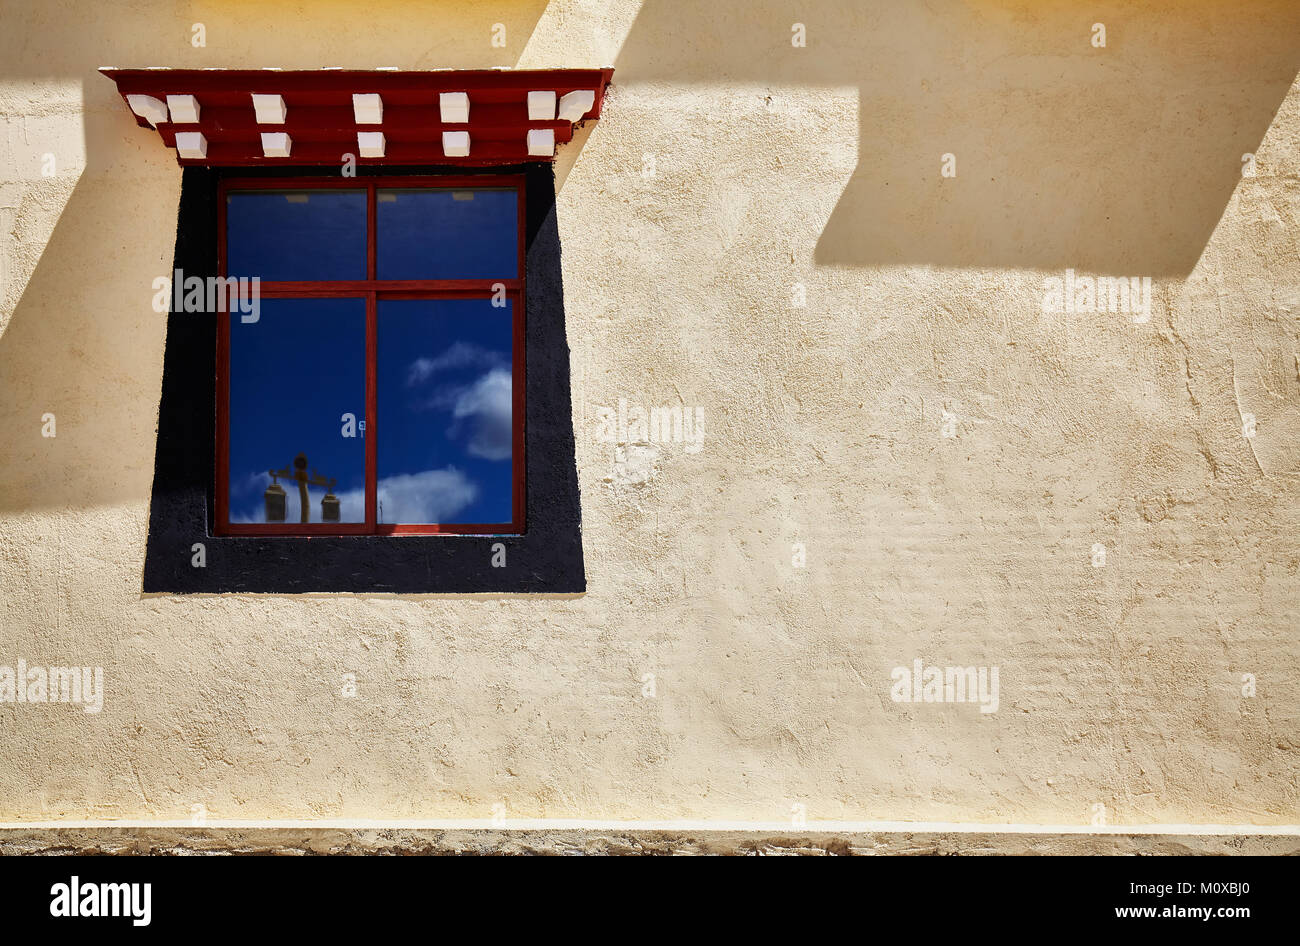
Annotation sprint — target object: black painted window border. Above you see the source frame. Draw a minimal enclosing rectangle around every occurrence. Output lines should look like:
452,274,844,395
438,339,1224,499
142,163,584,594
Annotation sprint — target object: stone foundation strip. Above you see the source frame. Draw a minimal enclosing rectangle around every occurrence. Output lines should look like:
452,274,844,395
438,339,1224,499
2,826,1297,856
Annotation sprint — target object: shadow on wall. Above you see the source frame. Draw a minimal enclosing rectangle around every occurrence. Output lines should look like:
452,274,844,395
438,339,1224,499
615,0,1300,274
5,0,1299,517
0,115,164,517
0,0,554,516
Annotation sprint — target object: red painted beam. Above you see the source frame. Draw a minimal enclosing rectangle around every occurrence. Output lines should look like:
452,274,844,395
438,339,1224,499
157,121,575,147
100,67,613,165
165,104,574,135
173,141,553,167
102,68,612,97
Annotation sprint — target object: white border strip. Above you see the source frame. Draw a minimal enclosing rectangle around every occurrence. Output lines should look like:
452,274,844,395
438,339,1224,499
1,820,1297,835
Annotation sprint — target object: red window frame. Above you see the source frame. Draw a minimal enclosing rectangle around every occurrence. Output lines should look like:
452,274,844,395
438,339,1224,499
215,175,526,537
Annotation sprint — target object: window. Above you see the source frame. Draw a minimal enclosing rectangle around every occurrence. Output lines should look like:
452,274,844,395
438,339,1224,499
217,178,525,535
141,163,584,594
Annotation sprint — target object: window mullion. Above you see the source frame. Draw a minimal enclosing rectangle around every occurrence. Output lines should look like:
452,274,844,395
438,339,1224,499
366,182,378,532
366,290,378,532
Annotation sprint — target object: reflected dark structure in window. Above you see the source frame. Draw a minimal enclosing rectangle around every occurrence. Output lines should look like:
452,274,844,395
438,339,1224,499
263,453,340,523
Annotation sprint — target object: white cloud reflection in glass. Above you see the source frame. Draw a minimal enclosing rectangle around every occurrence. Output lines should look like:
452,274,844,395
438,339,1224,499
377,298,514,525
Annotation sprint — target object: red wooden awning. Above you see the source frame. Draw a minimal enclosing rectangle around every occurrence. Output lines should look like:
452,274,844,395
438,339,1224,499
99,67,614,167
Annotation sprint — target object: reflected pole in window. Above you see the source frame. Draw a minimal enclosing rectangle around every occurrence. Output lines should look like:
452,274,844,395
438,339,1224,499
265,453,340,523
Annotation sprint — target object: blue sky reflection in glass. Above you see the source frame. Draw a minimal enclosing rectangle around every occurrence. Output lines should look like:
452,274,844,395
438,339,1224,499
377,188,518,280
378,298,513,525
226,190,366,281
228,297,367,523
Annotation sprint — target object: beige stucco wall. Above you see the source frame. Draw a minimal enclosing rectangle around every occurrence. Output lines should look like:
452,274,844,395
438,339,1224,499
0,0,1297,827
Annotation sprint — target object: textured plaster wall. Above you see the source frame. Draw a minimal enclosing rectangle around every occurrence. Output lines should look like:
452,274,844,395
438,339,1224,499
0,0,1297,827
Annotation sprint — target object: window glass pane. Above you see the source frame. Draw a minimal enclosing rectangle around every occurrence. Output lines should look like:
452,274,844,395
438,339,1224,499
377,188,518,280
377,298,514,525
228,298,366,524
226,190,366,281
